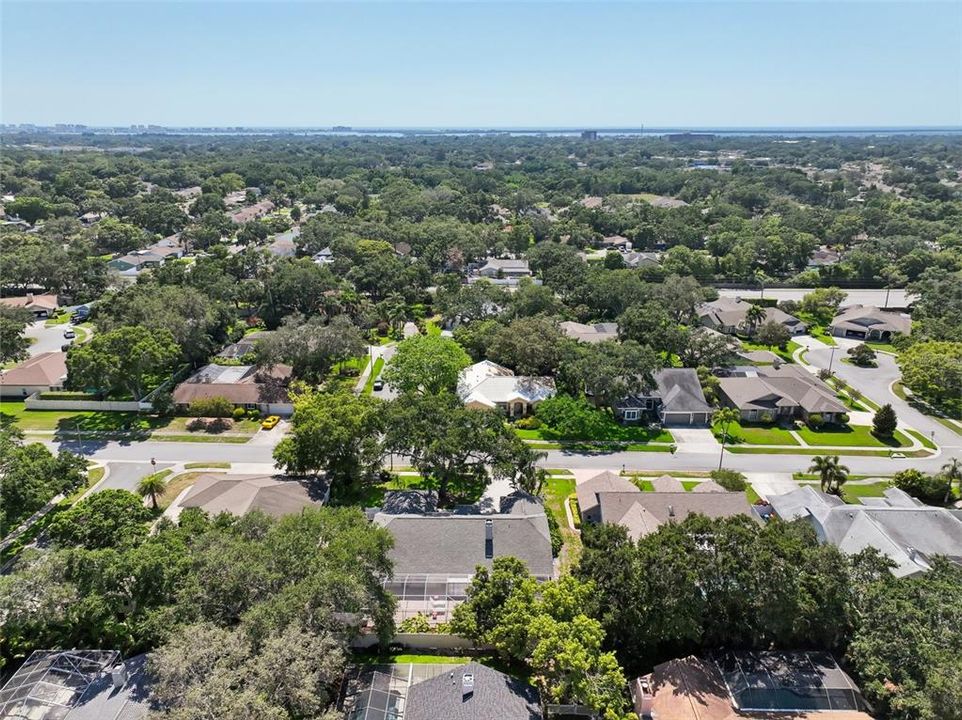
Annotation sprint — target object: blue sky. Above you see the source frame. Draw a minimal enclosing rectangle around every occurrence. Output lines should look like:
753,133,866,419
2,1,960,127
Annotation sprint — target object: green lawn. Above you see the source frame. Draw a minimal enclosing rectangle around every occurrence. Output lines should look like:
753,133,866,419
905,429,937,450
714,420,799,446
740,339,801,364
809,326,837,346
891,382,909,401
363,357,385,394
44,312,71,327
727,446,911,457
184,461,232,469
935,417,962,436
544,475,581,573
866,341,899,355
800,480,892,504
795,424,911,448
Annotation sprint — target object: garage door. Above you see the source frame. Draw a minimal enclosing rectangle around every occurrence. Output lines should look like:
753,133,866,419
663,413,692,425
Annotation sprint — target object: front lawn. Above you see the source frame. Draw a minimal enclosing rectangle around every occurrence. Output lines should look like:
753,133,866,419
160,471,216,509
0,400,165,433
516,422,673,444
795,424,911,448
713,420,799,446
363,357,385,394
740,339,801,364
809,326,837,346
799,480,892,505
544,475,581,572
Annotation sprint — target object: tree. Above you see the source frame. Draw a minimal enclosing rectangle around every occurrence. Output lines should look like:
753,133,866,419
67,326,180,399
678,327,738,368
0,306,32,364
559,340,660,408
256,314,365,382
872,403,898,438
710,468,747,491
892,469,951,505
942,457,962,503
137,471,169,510
618,302,687,358
47,489,153,549
92,217,146,254
488,315,568,376
809,455,849,495
6,196,53,224
744,302,767,335
382,334,471,395
899,341,962,416
382,392,524,506
755,320,791,349
848,343,877,367
714,407,740,471
273,389,383,494
799,287,847,325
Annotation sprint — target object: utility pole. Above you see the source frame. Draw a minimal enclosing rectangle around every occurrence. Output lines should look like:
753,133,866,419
827,345,837,374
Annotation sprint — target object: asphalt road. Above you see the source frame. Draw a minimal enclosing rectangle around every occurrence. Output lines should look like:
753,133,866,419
96,461,175,493
23,320,73,357
718,288,914,308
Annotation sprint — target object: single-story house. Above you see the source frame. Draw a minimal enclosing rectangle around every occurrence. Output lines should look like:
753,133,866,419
717,364,847,423
595,490,755,540
173,185,202,200
698,297,807,336
765,486,962,577
559,320,619,344
828,305,911,340
171,363,293,415
404,662,541,720
458,360,555,417
216,331,271,360
614,368,713,426
807,246,841,268
108,250,165,273
0,351,68,398
267,227,299,258
312,247,334,264
167,473,328,521
477,258,531,279
0,293,58,319
601,234,631,250
79,211,105,226
229,199,275,224
622,250,661,268
633,652,875,720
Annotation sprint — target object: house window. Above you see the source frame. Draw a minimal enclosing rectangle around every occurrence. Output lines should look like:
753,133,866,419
244,403,257,410
623,409,639,421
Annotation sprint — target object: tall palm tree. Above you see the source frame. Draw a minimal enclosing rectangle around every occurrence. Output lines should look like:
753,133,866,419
809,455,850,496
745,303,767,336
715,407,741,471
137,472,169,510
942,457,962,504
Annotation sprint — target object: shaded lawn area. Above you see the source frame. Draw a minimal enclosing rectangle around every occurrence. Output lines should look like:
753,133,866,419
809,327,837,346
796,424,912,448
515,423,673,444
866,341,899,355
740,339,801,364
544,475,581,573
159,471,220,509
331,354,370,377
713,420,799,446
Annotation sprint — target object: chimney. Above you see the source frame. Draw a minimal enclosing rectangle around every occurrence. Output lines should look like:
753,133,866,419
484,519,493,559
111,663,127,690
462,672,475,698
631,675,655,718
668,505,675,518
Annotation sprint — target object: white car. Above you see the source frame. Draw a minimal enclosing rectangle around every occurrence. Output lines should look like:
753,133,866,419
63,329,76,339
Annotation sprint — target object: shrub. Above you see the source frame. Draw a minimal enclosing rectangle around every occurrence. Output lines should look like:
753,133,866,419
535,395,611,440
568,494,581,529
807,413,825,429
818,368,833,381
514,416,542,430
710,468,747,491
873,404,898,438
837,413,850,425
893,469,950,505
848,343,877,367
247,408,261,420
544,506,564,557
759,411,774,424
232,407,247,420
151,390,175,417
188,396,235,418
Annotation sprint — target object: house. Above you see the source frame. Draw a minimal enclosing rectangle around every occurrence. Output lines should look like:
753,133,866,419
614,368,713,426
596,490,754,541
373,504,554,580
167,473,328,521
633,652,875,720
0,351,68,398
622,250,661,268
404,662,541,720
0,292,58,318
79,211,105,226
765,486,962,577
229,199,275,224
173,185,202,200
171,363,293,415
601,234,631,250
457,361,555,417
477,258,531,279
807,245,842,268
717,364,847,423
575,471,641,524
698,297,807,336
828,305,911,340
559,321,619,344
312,247,334,264
216,331,271,360
0,650,152,720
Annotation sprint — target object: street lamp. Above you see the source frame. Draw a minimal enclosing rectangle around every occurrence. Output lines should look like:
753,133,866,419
827,346,837,374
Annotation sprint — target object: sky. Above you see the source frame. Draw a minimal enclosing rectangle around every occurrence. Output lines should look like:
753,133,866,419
2,1,960,128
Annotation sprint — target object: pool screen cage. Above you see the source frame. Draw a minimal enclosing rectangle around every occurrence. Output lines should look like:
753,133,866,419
0,649,121,720
383,574,472,625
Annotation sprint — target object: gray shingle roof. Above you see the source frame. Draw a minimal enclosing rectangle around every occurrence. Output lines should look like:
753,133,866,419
373,511,554,578
179,474,327,518
404,662,541,720
831,305,912,336
575,471,639,524
655,368,713,414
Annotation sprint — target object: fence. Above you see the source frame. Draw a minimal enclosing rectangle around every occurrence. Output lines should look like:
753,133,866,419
25,393,150,412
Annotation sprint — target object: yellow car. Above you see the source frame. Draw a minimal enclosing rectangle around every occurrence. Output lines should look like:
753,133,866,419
261,415,281,430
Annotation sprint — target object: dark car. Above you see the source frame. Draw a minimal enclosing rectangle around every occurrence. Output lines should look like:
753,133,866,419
372,379,384,391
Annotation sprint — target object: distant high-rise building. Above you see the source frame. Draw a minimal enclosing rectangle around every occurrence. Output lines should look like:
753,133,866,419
580,130,598,140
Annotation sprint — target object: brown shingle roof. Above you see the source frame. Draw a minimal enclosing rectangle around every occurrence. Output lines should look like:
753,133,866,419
0,351,67,387
598,491,754,540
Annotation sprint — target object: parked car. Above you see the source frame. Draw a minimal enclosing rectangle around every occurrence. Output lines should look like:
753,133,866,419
63,329,76,339
372,379,384,391
261,415,281,430
61,343,72,352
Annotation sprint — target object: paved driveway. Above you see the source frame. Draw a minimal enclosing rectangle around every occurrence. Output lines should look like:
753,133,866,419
94,461,174,494
23,320,72,357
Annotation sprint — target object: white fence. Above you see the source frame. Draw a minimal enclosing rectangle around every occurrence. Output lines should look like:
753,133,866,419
24,393,151,412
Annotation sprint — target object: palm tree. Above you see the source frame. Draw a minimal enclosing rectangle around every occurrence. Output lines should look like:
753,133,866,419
715,407,741,471
137,472,169,510
942,457,962,504
745,303,767,336
809,455,850,496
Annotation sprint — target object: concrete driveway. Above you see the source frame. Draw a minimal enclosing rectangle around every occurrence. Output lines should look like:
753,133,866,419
92,461,174,495
23,320,73,357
